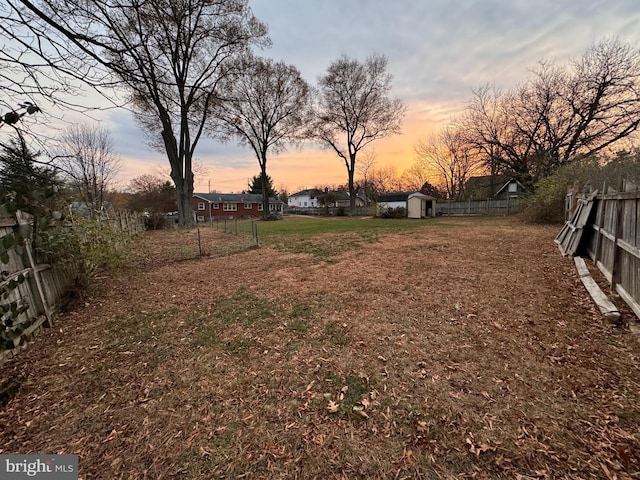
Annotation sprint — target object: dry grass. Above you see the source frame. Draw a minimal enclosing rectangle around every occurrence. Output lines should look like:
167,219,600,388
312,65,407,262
1,217,639,479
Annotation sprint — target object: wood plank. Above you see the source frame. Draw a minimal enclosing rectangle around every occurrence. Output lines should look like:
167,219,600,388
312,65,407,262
574,257,591,278
574,257,621,322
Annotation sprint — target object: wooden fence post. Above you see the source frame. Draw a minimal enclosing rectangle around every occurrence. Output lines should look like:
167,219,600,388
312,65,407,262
16,211,53,327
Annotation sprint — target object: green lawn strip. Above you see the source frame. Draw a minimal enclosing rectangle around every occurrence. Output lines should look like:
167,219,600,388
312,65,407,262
256,216,470,258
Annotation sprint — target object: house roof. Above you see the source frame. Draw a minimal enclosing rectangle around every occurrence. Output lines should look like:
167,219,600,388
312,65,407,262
377,191,435,202
494,179,524,196
289,188,322,198
465,174,513,196
194,193,282,204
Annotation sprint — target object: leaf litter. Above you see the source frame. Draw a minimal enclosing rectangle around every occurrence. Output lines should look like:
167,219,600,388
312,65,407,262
0,218,639,479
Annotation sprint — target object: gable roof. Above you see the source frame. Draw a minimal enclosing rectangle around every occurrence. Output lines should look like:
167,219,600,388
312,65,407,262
465,174,513,196
194,193,282,204
377,191,435,202
494,178,524,196
289,188,322,198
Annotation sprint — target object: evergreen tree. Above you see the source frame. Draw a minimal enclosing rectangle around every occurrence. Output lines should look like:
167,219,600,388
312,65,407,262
0,136,59,216
247,173,277,198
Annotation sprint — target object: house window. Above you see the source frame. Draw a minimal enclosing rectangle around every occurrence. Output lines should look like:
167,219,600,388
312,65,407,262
244,203,252,209
258,204,263,211
304,201,307,207
212,203,220,209
223,203,237,211
197,202,205,210
508,182,517,193
197,215,205,222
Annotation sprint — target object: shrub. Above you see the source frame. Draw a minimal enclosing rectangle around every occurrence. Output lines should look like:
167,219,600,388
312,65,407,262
520,151,640,224
380,207,406,219
144,213,167,230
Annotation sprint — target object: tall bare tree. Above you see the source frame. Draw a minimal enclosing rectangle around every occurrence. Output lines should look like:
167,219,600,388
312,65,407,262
0,1,85,114
313,54,405,215
215,55,309,219
415,125,482,200
464,38,640,185
55,124,120,216
12,0,269,226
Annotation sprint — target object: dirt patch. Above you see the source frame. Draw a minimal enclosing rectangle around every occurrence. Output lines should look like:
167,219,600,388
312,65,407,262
1,218,639,479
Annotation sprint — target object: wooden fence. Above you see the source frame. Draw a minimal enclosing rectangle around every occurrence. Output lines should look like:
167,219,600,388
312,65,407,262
0,213,74,364
284,206,373,216
0,211,145,365
436,197,521,216
581,183,640,318
106,211,147,236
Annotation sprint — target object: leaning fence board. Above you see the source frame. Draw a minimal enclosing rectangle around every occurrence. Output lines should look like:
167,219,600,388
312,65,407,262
555,192,597,256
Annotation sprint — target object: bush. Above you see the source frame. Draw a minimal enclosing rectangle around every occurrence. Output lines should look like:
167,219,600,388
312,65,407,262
144,213,167,230
520,151,640,224
380,207,406,219
36,216,132,279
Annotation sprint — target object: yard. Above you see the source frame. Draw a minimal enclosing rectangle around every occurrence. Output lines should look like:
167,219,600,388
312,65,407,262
1,216,639,479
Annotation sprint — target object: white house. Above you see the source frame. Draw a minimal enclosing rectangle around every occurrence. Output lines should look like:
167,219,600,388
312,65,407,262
288,188,322,208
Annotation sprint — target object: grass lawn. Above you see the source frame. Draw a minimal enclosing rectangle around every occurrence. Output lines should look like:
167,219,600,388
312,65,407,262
1,216,639,479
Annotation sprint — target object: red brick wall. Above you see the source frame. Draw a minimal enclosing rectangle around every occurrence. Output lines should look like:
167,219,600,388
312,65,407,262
192,199,263,221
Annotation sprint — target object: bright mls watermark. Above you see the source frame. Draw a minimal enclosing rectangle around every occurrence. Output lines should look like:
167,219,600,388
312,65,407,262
0,455,78,479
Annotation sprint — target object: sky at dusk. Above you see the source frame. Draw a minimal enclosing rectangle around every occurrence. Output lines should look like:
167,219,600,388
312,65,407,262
45,1,640,194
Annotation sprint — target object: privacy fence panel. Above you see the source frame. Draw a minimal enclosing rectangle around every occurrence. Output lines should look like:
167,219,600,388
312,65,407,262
584,188,640,318
437,198,521,216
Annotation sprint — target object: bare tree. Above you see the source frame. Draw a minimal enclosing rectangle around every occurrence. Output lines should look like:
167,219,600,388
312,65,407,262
215,55,310,219
399,161,432,192
13,0,269,226
368,164,404,198
355,148,377,206
127,174,176,214
464,38,640,185
0,1,87,112
55,124,120,215
415,126,482,200
312,54,405,215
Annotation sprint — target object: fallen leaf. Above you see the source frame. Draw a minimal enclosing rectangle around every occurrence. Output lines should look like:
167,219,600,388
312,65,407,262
327,400,340,413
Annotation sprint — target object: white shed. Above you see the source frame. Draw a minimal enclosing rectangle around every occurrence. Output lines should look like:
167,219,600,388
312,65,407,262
376,192,436,219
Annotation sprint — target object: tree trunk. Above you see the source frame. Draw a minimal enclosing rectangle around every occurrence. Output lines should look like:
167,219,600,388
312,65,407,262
163,127,194,228
260,160,269,221
348,153,357,215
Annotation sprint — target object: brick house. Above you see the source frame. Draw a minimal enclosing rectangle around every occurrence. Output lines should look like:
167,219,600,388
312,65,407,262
192,193,284,221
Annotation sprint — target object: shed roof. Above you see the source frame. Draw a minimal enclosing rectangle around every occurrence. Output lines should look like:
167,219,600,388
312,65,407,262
377,192,435,202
